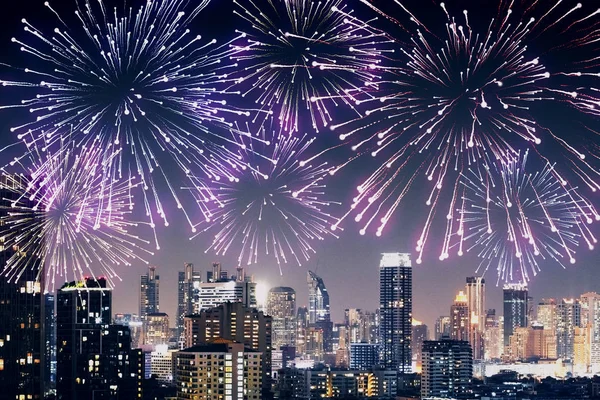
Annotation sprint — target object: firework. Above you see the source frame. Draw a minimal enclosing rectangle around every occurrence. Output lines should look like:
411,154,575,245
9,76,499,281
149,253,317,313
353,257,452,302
1,0,249,231
191,120,338,270
332,0,600,263
231,0,386,133
0,141,153,292
457,151,598,284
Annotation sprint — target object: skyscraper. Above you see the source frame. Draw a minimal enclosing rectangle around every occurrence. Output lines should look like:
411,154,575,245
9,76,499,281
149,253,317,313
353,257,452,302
44,293,56,394
556,298,582,359
267,287,297,350
580,292,600,372
183,302,272,395
537,298,557,331
421,338,473,399
435,316,451,340
379,252,412,373
57,277,142,399
176,263,202,339
451,291,470,342
0,175,44,399
412,320,429,371
145,312,170,346
140,265,160,318
307,271,333,352
466,277,485,360
503,284,529,347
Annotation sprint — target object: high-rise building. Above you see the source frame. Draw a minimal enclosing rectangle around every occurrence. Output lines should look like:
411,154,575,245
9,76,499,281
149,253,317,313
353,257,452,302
145,312,170,346
484,310,502,360
435,316,451,340
183,302,272,394
176,263,202,339
378,252,412,373
140,265,160,319
0,175,44,399
574,325,592,373
579,292,600,372
451,291,470,342
537,298,557,331
412,320,429,372
175,339,262,400
44,293,56,394
195,268,256,311
296,306,309,357
267,287,296,350
421,338,473,399
57,278,142,399
556,298,581,360
466,277,485,360
503,284,529,347
349,343,380,370
307,271,333,352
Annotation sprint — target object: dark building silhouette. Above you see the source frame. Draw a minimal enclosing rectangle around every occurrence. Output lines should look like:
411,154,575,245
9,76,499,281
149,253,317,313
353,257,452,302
0,175,45,399
57,277,143,399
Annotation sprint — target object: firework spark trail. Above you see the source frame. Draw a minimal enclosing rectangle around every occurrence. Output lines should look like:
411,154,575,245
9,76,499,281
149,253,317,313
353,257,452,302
458,150,599,284
190,119,339,270
0,0,252,233
0,140,154,293
332,0,600,264
230,0,390,134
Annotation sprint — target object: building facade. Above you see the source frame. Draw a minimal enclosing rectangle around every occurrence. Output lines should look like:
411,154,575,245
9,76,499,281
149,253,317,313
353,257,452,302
379,253,412,373
466,277,485,360
451,291,470,342
556,298,582,360
145,312,170,346
0,175,44,399
267,287,296,350
57,278,142,399
183,302,272,394
140,265,160,319
175,340,262,400
503,284,529,347
421,338,473,399
176,263,202,339
308,271,333,352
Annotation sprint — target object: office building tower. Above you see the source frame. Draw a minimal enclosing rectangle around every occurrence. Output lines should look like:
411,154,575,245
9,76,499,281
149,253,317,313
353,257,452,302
140,265,160,319
267,287,296,350
176,339,262,400
349,343,381,370
305,326,325,362
296,306,309,357
451,291,470,342
44,293,56,394
484,310,502,360
503,284,529,347
379,252,412,373
195,267,256,311
466,277,485,360
334,325,349,367
412,320,428,371
537,299,557,331
345,309,364,343
57,278,142,399
421,338,473,399
435,316,451,340
176,263,202,339
556,298,582,359
574,325,592,373
579,293,600,372
307,271,333,352
183,302,272,394
364,310,380,344
0,175,44,399
145,312,170,346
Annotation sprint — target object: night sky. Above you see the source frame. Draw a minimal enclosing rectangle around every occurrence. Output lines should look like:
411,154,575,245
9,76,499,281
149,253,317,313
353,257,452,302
0,0,599,330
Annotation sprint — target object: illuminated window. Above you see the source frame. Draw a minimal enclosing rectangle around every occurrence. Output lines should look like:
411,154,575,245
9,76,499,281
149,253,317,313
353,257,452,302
0,358,4,370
